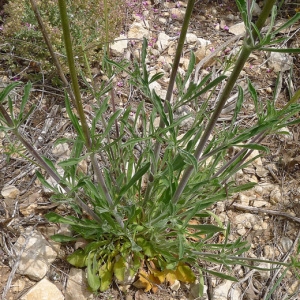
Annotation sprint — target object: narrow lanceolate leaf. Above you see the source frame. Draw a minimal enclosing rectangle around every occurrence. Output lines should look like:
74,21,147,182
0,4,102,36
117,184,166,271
99,261,113,291
187,224,224,234
87,253,101,291
50,234,77,242
0,82,21,104
204,269,238,282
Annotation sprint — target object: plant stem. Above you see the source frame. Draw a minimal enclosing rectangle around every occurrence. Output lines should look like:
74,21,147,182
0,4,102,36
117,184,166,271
144,0,196,202
171,0,277,204
57,0,124,228
29,0,76,107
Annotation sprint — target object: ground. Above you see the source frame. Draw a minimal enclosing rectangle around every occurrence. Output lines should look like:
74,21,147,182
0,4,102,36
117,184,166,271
1,0,300,299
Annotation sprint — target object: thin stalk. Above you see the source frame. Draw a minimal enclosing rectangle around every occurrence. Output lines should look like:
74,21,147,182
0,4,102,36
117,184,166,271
29,0,76,107
144,0,196,202
57,0,124,228
0,103,101,221
171,0,277,204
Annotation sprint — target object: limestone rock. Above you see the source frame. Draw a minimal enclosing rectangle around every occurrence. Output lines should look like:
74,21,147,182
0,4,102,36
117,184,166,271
20,278,63,300
65,268,93,300
185,33,198,44
156,32,171,52
111,34,128,56
128,22,150,39
229,22,246,35
268,52,293,72
213,280,241,300
12,228,59,280
234,213,259,228
1,185,20,199
280,237,293,252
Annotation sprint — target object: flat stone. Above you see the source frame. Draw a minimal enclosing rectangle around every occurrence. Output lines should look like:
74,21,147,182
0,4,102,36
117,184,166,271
229,22,246,35
65,268,93,300
111,34,128,55
1,185,20,199
213,280,241,299
12,228,59,280
234,213,259,228
156,31,171,52
128,22,150,39
268,52,293,72
20,278,63,300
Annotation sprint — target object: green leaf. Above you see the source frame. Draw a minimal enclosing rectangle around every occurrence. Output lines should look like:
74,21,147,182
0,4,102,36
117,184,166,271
19,82,32,119
149,72,164,84
45,212,80,225
0,82,21,104
50,234,77,242
187,224,224,234
99,261,113,291
273,12,300,35
233,143,269,152
113,256,126,282
205,269,238,281
87,253,101,291
119,162,150,197
261,47,300,54
67,248,88,267
58,157,86,167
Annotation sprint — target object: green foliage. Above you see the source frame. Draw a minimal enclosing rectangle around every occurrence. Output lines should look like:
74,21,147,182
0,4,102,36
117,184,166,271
1,0,300,296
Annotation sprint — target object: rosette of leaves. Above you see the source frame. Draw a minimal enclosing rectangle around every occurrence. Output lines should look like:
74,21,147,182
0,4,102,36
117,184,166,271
2,0,125,76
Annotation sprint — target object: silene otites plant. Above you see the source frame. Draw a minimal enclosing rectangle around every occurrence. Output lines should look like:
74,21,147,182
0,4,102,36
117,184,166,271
1,0,300,296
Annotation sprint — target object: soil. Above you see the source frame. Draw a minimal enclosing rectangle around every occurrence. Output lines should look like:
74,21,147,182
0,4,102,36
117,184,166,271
1,0,300,300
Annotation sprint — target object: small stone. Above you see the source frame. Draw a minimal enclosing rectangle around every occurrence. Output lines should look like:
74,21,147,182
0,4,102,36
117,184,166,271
234,213,259,228
237,228,247,236
252,200,269,208
287,280,300,295
12,228,59,280
158,17,167,24
269,189,281,204
1,185,20,199
255,166,269,177
170,8,185,21
239,193,250,205
111,34,128,56
128,22,150,39
65,268,93,300
20,278,63,300
170,279,181,291
268,52,293,72
52,143,70,157
280,237,293,252
264,245,275,259
156,32,171,52
229,22,246,35
11,279,26,293
185,33,198,44
252,2,262,16
255,262,270,280
213,280,242,300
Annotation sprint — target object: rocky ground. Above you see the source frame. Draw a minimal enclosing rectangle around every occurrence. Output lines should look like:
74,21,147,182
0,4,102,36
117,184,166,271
1,0,300,299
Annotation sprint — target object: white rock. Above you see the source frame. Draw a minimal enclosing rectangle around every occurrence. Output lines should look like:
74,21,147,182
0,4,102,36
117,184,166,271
287,280,300,295
12,228,59,280
252,2,262,16
65,268,93,300
185,33,198,44
268,52,293,72
149,81,167,100
159,17,167,24
170,279,181,291
255,262,271,280
52,142,70,157
213,280,241,300
278,126,293,141
252,199,269,208
20,278,64,300
11,279,26,293
229,22,246,35
234,213,259,228
280,237,293,252
111,34,128,55
264,245,275,259
255,166,269,177
170,8,185,21
128,22,150,39
269,189,281,204
239,193,250,205
1,185,20,199
156,32,171,52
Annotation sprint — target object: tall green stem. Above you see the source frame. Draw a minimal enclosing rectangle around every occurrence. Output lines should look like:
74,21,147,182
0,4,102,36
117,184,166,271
144,0,196,201
58,0,124,228
171,0,277,204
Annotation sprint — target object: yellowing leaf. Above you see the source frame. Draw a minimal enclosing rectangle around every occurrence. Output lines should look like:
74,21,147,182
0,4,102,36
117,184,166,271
165,270,177,285
133,270,152,292
113,256,126,282
175,264,196,283
99,261,113,292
